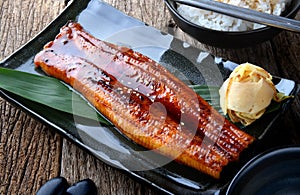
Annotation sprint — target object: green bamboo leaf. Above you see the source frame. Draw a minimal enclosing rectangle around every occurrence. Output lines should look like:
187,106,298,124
0,67,110,125
189,85,222,112
189,85,220,100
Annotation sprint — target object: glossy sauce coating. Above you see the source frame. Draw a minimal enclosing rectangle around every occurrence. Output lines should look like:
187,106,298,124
34,22,254,179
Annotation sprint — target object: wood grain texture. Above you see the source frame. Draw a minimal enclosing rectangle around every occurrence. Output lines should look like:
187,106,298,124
0,99,62,194
0,0,299,194
0,0,65,194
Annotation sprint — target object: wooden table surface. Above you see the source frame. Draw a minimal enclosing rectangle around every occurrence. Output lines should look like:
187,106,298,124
0,0,299,194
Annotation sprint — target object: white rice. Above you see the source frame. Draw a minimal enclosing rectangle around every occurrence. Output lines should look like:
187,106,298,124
177,0,291,31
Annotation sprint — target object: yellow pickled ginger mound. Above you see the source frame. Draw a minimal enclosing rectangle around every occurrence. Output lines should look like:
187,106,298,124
219,63,277,126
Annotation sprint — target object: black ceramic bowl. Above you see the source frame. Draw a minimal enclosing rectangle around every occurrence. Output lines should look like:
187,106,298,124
164,0,300,48
226,146,300,195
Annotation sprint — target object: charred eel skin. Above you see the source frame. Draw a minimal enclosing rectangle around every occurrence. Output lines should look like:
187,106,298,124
34,22,254,179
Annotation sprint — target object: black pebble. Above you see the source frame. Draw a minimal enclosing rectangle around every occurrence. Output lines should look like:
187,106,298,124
65,179,97,195
36,177,69,195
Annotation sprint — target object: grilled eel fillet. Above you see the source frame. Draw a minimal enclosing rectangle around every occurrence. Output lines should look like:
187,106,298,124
34,22,254,179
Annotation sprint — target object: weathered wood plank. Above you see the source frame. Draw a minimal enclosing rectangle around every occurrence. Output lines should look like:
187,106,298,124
0,99,63,194
1,0,299,194
0,0,65,194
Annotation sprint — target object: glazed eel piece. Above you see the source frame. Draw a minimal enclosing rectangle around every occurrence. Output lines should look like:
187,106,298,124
34,22,254,179
47,22,254,160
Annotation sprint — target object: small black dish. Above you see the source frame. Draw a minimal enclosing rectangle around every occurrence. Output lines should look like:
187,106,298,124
163,0,300,48
226,146,300,195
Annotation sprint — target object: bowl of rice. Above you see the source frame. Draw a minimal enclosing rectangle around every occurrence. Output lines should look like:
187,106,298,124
164,0,300,47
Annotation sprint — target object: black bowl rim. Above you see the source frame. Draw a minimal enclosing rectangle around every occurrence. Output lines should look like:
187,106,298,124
164,0,300,34
226,145,300,194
